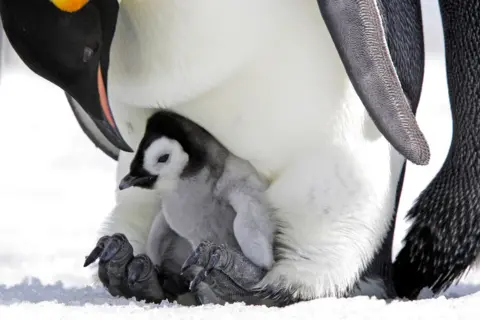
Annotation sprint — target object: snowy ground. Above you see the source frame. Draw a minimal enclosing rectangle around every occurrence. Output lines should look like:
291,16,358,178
1,3,480,319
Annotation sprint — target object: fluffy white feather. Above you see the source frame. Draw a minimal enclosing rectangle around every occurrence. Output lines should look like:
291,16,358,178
98,0,405,299
143,137,189,191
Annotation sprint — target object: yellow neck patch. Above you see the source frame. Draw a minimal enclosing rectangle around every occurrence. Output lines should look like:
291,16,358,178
50,0,89,13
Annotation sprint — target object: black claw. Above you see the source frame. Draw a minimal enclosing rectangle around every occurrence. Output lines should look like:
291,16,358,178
189,270,207,291
83,235,110,267
186,242,223,291
181,249,201,274
84,246,103,267
204,250,221,276
182,241,215,274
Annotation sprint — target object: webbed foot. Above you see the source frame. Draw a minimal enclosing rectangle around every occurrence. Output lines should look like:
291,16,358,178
84,233,166,303
181,241,267,305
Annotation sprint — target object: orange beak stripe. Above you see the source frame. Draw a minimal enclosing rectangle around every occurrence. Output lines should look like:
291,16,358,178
50,0,89,13
97,66,116,128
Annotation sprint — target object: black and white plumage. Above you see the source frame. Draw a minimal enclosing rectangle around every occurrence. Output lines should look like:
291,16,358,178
4,0,480,305
122,110,275,270
85,110,276,305
0,0,430,166
0,0,424,302
393,0,480,299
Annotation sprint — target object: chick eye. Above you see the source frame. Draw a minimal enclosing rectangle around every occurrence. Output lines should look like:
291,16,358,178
157,154,170,163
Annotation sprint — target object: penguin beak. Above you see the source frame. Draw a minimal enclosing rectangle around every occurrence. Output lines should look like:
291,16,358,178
51,0,132,153
317,0,430,165
65,63,133,153
119,173,157,190
50,0,90,13
0,0,132,153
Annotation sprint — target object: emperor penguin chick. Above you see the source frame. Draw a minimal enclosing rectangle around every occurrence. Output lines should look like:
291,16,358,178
119,110,276,304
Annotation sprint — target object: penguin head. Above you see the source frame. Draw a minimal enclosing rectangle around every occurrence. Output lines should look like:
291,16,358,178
119,136,190,191
119,111,207,191
0,0,131,152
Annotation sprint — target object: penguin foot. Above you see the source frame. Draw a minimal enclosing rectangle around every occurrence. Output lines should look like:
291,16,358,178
181,241,267,305
125,254,167,303
84,233,166,303
128,255,191,302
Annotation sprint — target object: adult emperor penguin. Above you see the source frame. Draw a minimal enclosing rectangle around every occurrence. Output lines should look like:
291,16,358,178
2,0,465,303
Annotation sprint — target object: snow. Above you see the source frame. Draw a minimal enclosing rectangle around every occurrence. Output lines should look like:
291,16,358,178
1,2,479,318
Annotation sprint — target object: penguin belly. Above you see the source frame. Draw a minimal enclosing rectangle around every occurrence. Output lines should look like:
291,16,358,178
98,0,405,299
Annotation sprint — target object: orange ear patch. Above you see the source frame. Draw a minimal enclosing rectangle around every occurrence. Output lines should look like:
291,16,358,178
50,0,89,13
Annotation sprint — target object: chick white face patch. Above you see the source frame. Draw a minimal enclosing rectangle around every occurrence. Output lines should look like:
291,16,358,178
143,137,189,181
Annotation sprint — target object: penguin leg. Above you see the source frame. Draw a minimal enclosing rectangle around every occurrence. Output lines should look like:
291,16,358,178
181,241,267,305
84,233,176,303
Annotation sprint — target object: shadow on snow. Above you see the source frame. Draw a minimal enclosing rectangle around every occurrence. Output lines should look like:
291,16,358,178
0,277,175,307
0,277,478,306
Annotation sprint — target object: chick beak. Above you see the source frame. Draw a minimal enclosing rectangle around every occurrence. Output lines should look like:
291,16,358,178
119,173,156,190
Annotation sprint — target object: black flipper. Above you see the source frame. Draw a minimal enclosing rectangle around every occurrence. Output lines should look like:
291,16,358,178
66,93,120,161
316,0,430,165
394,0,480,299
355,0,425,297
376,0,425,114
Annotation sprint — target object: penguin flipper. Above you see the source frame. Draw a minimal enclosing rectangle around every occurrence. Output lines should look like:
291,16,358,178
66,93,120,161
356,0,425,297
316,0,429,165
